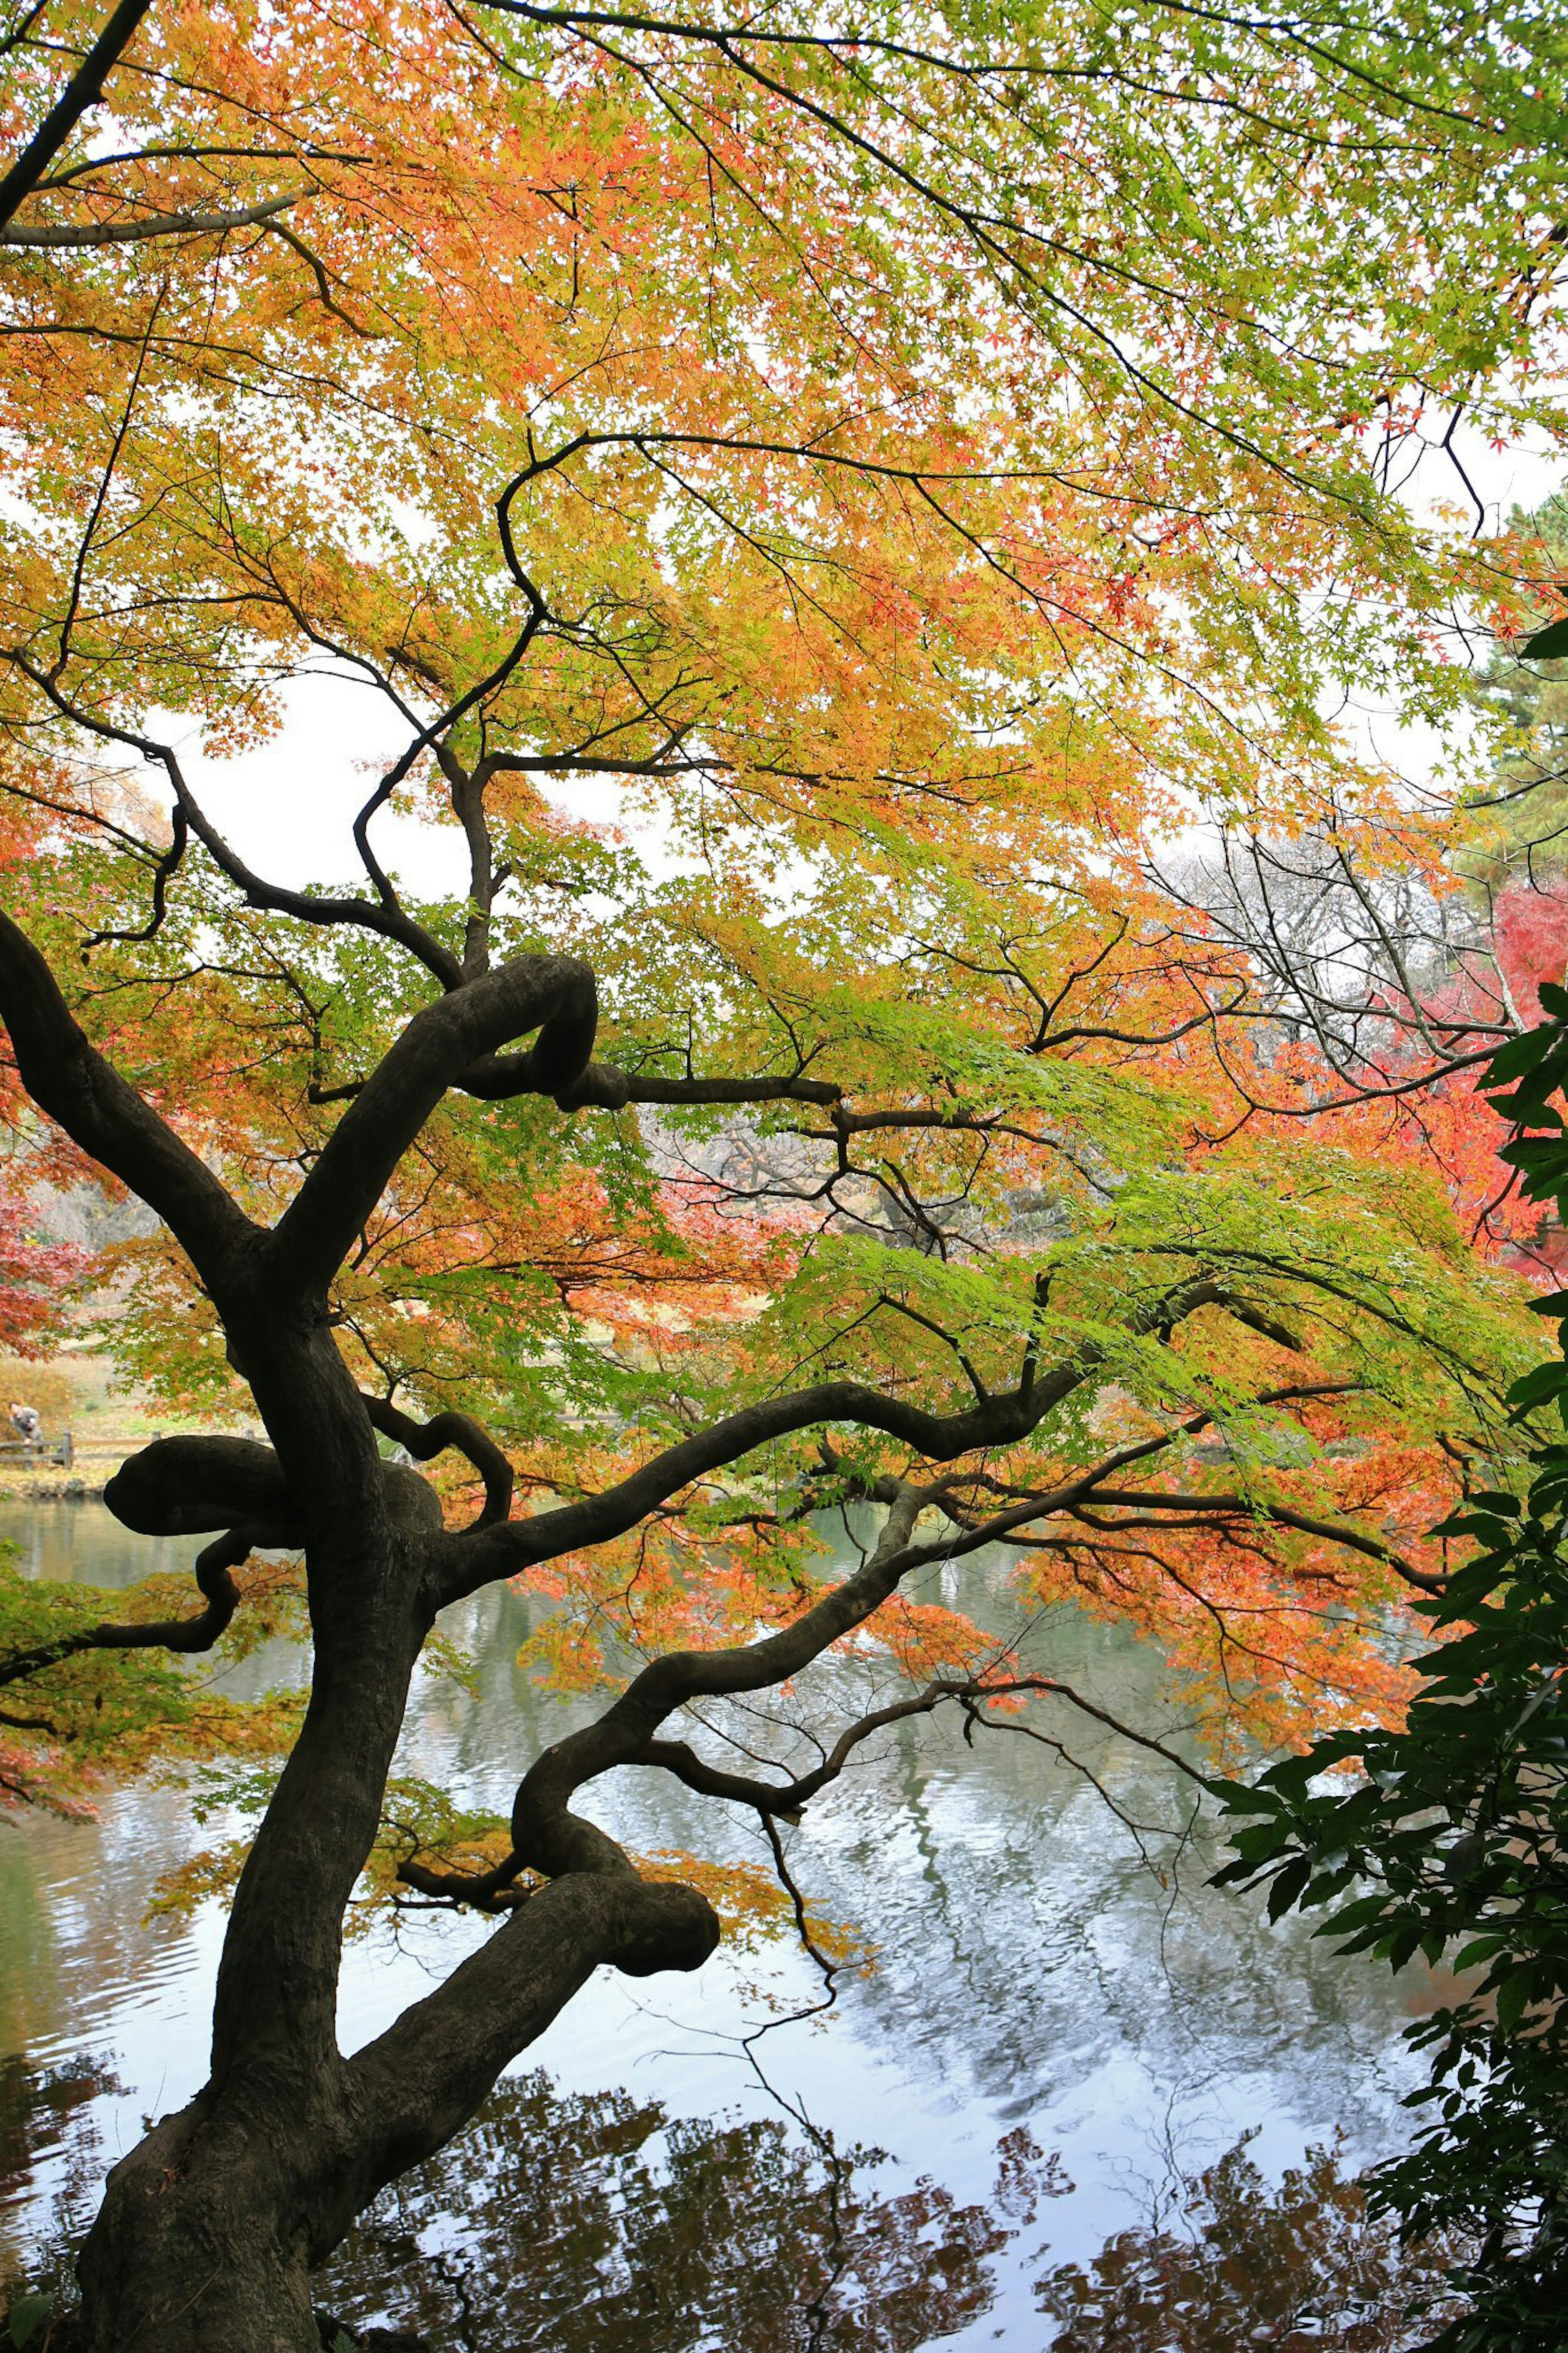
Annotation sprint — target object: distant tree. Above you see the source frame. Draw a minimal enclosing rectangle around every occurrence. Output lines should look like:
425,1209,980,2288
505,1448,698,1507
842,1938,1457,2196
0,1191,80,1357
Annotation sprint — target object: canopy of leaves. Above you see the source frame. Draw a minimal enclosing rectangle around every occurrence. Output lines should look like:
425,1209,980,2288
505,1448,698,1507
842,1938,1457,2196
1212,998,1568,2352
3,0,1568,1858
1,17,1568,2340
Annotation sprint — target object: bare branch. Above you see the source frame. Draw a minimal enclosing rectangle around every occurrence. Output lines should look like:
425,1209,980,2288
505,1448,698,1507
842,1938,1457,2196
639,1668,1214,1822
2,659,465,985
0,186,305,247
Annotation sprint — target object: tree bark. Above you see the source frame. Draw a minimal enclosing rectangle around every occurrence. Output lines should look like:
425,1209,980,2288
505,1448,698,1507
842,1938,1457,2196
71,1433,718,2350
74,1866,719,2350
78,2095,327,2353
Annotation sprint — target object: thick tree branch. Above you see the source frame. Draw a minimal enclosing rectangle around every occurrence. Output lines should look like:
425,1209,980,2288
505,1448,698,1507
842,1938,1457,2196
104,1436,301,1539
343,1481,1218,2201
0,1528,251,1690
446,1382,1042,1605
270,952,597,1299
103,1431,445,1547
0,187,304,246
399,1387,1394,1913
310,1056,844,1109
443,1275,1230,1607
0,0,153,230
513,1057,840,1110
361,1395,513,1530
0,905,256,1280
339,1866,717,2231
497,1462,1234,1884
506,1484,931,1877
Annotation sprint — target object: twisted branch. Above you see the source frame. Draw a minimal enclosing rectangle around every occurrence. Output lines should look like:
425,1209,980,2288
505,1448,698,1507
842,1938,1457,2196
362,1395,514,1530
0,1527,254,1690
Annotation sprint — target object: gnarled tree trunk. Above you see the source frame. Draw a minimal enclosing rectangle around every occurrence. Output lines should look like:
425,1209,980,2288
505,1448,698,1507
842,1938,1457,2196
71,1486,719,2351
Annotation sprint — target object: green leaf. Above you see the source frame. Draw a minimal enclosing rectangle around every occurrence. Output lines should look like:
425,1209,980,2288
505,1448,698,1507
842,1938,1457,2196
1463,1490,1522,1517
1504,1361,1568,1411
1495,1969,1532,2036
1260,1753,1317,1800
8,2297,52,2350
1384,1923,1423,1972
1266,1857,1312,1920
1482,1029,1561,1085
1325,1893,1388,1935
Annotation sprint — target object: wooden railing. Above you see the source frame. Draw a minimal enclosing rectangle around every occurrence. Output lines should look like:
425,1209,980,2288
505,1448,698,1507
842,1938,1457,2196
0,1431,74,1468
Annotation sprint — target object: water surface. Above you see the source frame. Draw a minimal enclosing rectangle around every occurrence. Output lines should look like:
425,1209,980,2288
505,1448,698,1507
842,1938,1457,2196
0,1501,1437,2345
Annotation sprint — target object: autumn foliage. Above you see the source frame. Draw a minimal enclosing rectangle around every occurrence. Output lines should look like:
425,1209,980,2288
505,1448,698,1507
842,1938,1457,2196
0,2,1566,2344
1,0,1566,1787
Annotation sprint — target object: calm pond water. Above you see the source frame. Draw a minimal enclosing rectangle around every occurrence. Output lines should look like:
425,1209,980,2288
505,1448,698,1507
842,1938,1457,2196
0,1500,1441,2347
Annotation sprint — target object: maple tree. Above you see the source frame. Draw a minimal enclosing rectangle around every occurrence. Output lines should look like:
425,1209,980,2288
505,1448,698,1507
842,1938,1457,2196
1,1,1567,2346
0,1193,78,1356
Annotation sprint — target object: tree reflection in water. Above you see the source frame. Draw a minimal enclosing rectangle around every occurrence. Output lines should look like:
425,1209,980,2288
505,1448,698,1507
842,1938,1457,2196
1038,2137,1468,2353
318,2070,1065,2351
0,2054,121,2300
314,2076,1466,2353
